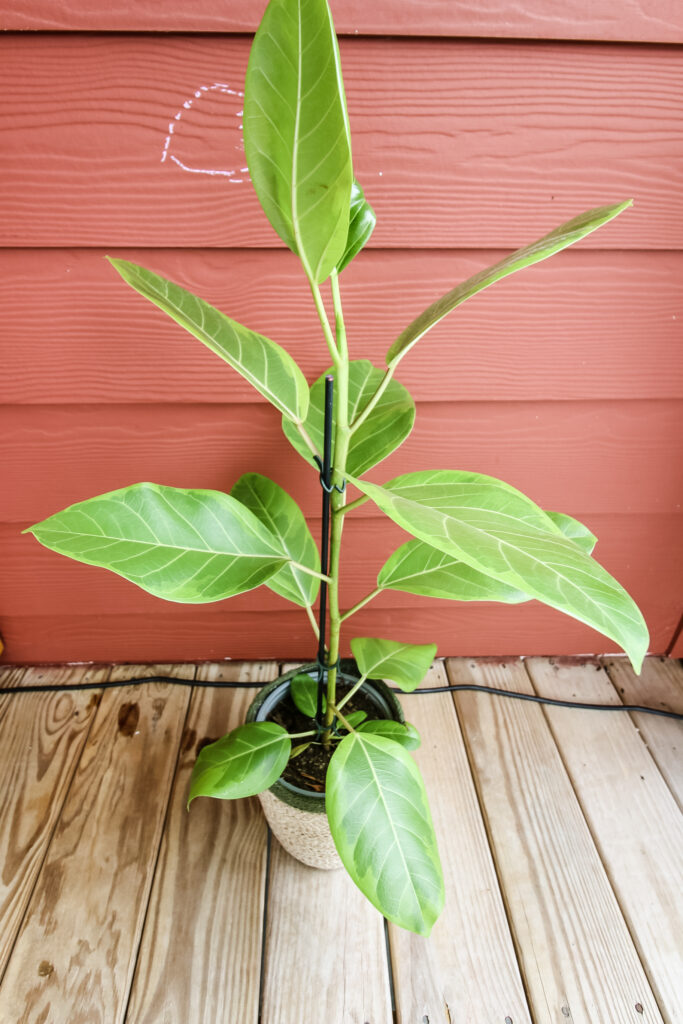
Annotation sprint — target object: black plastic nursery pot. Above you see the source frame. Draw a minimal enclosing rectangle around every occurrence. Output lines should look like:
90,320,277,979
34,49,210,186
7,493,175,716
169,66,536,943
245,660,405,869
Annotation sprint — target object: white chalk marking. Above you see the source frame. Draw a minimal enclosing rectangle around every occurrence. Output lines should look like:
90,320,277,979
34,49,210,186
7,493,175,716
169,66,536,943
161,82,246,176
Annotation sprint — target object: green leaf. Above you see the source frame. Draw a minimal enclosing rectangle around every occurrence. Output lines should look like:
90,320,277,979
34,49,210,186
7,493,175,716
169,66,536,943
350,637,437,692
290,672,325,718
349,470,649,673
327,732,444,935
108,258,308,424
231,473,319,608
357,719,421,750
337,179,376,274
282,361,415,475
188,722,290,805
386,201,632,365
244,0,353,283
343,710,368,729
378,539,529,603
544,511,597,554
24,482,289,603
290,742,311,759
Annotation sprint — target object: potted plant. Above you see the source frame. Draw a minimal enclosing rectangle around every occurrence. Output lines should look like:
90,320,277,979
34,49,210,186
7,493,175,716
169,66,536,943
25,0,648,937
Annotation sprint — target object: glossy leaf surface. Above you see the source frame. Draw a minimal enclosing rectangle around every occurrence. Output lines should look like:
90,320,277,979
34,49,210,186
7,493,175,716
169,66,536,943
327,732,444,935
282,360,415,475
244,0,353,283
350,636,437,692
350,470,649,672
231,473,319,607
290,672,325,718
108,258,309,423
187,722,290,805
337,179,376,273
25,482,288,603
357,719,421,750
343,710,368,729
545,510,597,554
387,200,632,365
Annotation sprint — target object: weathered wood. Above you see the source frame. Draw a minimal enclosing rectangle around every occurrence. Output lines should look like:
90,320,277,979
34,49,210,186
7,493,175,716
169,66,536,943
602,656,683,808
389,662,532,1024
126,661,276,1024
448,657,665,1023
0,665,191,1024
4,248,681,405
0,666,108,979
5,400,680,524
526,657,683,1023
262,838,393,1022
1,36,680,248
5,0,683,42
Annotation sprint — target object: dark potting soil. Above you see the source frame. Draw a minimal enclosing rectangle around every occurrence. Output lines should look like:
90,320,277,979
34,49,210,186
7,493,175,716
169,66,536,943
267,682,383,793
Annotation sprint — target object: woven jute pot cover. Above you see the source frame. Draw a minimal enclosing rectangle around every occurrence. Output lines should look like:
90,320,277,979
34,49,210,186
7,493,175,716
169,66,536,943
246,662,404,871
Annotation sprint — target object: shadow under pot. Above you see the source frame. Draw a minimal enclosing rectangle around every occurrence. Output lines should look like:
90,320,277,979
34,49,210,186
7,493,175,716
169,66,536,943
246,660,405,870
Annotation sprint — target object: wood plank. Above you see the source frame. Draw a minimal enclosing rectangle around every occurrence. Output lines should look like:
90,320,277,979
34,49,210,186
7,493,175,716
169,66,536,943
526,657,683,1023
5,0,683,42
448,657,665,1023
262,837,392,1022
4,400,680,525
0,665,108,980
125,661,276,1024
389,662,532,1024
4,247,681,405
602,656,683,807
1,36,680,248
0,665,192,1024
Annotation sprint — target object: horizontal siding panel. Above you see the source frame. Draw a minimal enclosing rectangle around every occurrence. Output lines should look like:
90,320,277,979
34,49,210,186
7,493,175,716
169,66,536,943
0,597,674,666
5,516,679,640
3,400,680,523
3,247,681,404
4,0,683,42
1,36,681,248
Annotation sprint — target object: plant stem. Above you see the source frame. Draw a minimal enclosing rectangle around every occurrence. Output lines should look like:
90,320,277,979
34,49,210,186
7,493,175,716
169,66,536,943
332,705,357,734
290,562,333,584
295,420,321,461
288,730,317,739
340,587,382,623
339,494,370,515
310,279,341,366
304,603,320,641
349,363,396,433
334,674,368,713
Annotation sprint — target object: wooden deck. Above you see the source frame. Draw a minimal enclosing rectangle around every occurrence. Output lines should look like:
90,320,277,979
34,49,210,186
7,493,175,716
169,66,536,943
0,656,681,1023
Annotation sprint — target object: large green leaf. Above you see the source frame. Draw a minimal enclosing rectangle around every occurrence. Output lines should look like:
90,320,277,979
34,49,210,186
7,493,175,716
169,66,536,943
244,0,353,283
386,201,632,365
108,258,308,424
357,719,421,750
231,473,319,608
187,722,290,805
290,672,325,718
378,510,597,603
337,179,376,274
350,636,437,692
282,361,415,475
25,482,289,603
327,732,444,935
349,470,649,672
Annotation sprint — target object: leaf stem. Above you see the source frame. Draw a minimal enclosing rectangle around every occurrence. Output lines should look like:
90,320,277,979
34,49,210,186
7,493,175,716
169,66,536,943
295,420,321,461
330,269,348,362
339,495,370,515
340,587,382,623
334,674,368,713
304,603,320,641
310,279,341,366
349,363,396,433
288,730,317,739
331,705,357,734
291,562,332,584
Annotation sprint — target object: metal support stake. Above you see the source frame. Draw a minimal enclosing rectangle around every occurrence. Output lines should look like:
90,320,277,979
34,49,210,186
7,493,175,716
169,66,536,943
315,374,334,727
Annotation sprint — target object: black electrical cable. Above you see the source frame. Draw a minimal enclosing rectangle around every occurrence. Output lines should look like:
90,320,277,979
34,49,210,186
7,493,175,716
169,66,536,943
0,673,681,721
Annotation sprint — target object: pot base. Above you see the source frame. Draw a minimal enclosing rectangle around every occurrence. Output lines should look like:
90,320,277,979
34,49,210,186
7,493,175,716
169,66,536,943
258,788,342,870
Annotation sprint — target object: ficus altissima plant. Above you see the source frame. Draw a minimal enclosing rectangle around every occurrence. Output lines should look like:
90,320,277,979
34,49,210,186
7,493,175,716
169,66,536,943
26,0,649,936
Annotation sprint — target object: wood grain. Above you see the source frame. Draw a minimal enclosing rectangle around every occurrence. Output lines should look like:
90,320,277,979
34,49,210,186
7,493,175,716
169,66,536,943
4,247,681,405
0,665,108,979
601,656,683,808
125,661,276,1024
389,662,532,1024
0,665,191,1024
449,656,665,1023
261,841,392,1022
4,400,680,525
1,36,680,248
526,657,683,1023
5,0,683,42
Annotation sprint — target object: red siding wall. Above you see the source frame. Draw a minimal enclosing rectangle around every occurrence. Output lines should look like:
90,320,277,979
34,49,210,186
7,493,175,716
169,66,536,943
1,2,681,664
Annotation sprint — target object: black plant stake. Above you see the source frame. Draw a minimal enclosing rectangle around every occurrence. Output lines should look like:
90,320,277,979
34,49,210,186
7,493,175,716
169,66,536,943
315,373,335,729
